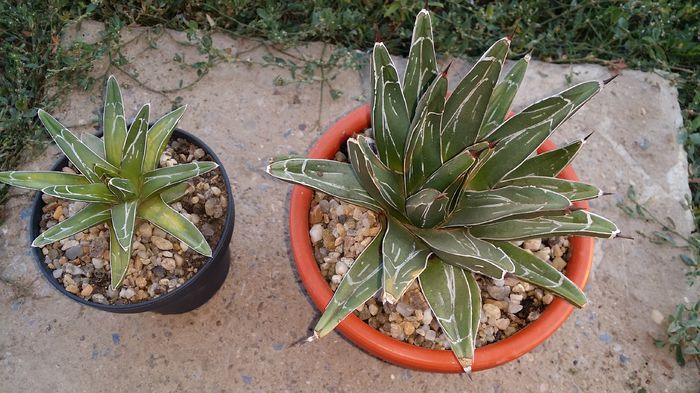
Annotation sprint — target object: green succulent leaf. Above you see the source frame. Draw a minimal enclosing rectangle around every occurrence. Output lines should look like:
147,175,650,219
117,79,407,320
416,227,515,279
103,75,128,167
314,221,385,337
494,241,587,307
266,158,380,211
404,73,447,195
465,121,552,191
32,203,112,247
111,201,138,251
470,210,620,240
159,182,191,204
37,109,119,183
479,55,530,136
441,38,509,159
143,106,187,172
371,43,410,172
405,188,449,228
446,186,572,226
0,171,89,190
420,258,481,372
42,183,117,203
505,137,585,179
142,161,218,200
108,223,131,289
422,146,476,192
347,136,404,213
121,104,150,182
81,133,105,160
381,216,432,303
498,177,601,201
138,195,212,256
403,9,438,117
107,177,137,201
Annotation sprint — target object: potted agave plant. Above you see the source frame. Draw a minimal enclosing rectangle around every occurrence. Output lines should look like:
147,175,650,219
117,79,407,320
1,76,234,314
267,9,619,372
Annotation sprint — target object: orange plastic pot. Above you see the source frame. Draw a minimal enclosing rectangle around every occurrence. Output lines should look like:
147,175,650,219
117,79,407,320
289,105,594,372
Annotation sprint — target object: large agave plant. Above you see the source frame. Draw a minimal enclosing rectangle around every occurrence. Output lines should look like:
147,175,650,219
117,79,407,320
0,76,218,289
267,9,619,371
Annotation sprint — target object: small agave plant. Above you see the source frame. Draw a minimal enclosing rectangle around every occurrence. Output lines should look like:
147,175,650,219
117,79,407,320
0,76,218,290
267,10,619,371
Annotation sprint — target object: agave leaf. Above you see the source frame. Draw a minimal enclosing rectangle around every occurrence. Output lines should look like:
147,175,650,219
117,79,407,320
420,257,481,372
0,171,89,190
479,55,530,136
108,222,132,289
42,183,117,203
138,195,212,256
314,221,385,337
422,146,476,192
415,227,515,279
402,9,438,117
498,176,601,201
142,162,218,200
266,158,380,211
111,201,138,251
37,109,119,183
381,216,432,302
404,72,447,195
465,121,552,191
81,133,105,160
484,81,601,142
32,203,112,247
405,188,449,228
107,177,137,201
94,164,116,180
346,136,404,212
441,38,509,159
103,75,128,167
371,43,410,172
493,241,586,307
143,106,187,172
445,186,571,226
159,182,191,204
121,104,150,183
505,137,585,179
470,210,620,240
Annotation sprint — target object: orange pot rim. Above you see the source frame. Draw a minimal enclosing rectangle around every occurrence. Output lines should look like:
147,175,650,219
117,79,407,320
289,105,594,373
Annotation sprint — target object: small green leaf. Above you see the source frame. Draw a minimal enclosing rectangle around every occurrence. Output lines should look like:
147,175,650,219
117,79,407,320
0,171,89,190
42,183,117,203
480,55,530,136
108,222,131,289
505,137,586,179
403,9,438,117
121,104,150,182
111,201,138,251
405,188,449,228
381,216,431,303
138,196,212,256
143,106,187,172
470,210,620,240
32,203,112,247
142,161,218,200
81,133,105,159
420,258,481,372
103,75,128,167
107,177,137,201
422,147,476,192
346,137,404,213
498,176,601,201
159,183,191,204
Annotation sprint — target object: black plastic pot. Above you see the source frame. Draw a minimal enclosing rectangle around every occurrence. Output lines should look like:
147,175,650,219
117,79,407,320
30,129,235,314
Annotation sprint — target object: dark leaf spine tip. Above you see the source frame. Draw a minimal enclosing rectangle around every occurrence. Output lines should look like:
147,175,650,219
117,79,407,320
374,25,382,43
441,62,453,78
615,233,634,240
423,0,429,11
601,192,615,196
583,131,595,141
603,74,619,85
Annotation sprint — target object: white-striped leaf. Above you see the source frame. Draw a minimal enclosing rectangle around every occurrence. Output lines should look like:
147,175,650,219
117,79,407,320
266,158,380,211
108,222,132,289
416,227,515,279
314,222,385,337
441,38,509,159
420,258,481,372
479,55,530,136
402,9,438,117
445,186,571,226
381,216,432,303
371,43,410,172
404,73,447,195
138,195,212,256
422,146,476,192
497,176,601,201
347,136,403,212
111,201,137,251
405,188,449,228
32,203,112,247
160,182,191,204
505,137,585,179
0,171,89,190
143,106,187,172
107,177,137,201
37,109,119,183
42,183,117,203
121,104,149,182
493,241,586,307
465,121,552,191
81,133,105,160
470,210,620,240
142,161,218,200
103,75,128,167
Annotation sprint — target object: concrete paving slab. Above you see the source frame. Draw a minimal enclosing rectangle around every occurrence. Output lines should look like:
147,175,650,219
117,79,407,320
0,23,697,392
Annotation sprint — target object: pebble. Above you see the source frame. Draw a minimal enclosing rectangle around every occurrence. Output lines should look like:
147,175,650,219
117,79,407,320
651,309,664,325
52,269,63,279
396,302,415,318
64,246,84,261
495,318,511,330
542,293,554,305
402,321,416,336
53,205,64,220
61,239,79,250
508,303,523,314
483,303,501,321
91,294,108,304
487,285,511,301
138,222,153,238
65,284,79,294
523,238,542,251
151,236,173,250
204,198,224,218
369,303,379,316
91,258,105,269
80,284,94,297
552,257,567,271
193,148,205,159
335,261,348,275
161,258,177,272
119,288,136,299
309,224,324,243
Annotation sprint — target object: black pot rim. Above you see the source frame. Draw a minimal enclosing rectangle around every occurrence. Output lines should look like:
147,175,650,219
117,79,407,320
30,128,235,312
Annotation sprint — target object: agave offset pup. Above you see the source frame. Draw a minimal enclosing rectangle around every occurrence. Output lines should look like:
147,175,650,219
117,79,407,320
267,9,620,371
0,76,217,290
